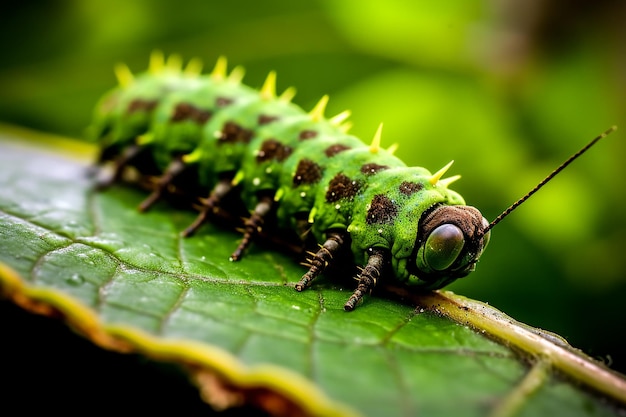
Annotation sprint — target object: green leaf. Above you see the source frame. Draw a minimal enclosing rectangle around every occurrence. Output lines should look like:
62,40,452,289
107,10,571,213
1,127,625,417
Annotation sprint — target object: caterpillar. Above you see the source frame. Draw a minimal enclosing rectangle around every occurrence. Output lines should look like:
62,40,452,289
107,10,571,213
88,51,614,311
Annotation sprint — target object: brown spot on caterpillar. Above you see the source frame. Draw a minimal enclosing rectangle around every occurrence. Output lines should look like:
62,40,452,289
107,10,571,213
219,121,253,144
399,181,423,196
256,139,292,163
324,144,351,157
216,97,233,107
194,110,211,124
170,103,212,124
170,103,194,121
326,173,361,202
360,163,389,176
299,130,318,140
293,159,322,186
366,195,398,225
127,99,158,113
258,114,279,125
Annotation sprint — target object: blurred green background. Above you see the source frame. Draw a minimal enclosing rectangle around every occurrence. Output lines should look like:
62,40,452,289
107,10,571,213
1,0,625,374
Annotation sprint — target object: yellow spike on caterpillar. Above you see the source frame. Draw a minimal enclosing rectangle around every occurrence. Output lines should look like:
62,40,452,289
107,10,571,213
279,87,297,103
149,50,165,74
369,123,383,154
136,133,154,145
231,170,245,186
228,66,245,84
309,95,329,122
166,53,183,72
329,110,351,126
338,121,353,133
307,207,317,224
386,143,399,155
211,56,228,80
114,62,134,88
439,175,461,188
182,148,202,164
429,160,454,185
274,188,285,202
259,71,277,100
184,57,203,77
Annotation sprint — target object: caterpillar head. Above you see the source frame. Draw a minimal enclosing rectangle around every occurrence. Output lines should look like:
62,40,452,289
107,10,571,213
346,165,490,290
401,126,617,290
406,204,490,289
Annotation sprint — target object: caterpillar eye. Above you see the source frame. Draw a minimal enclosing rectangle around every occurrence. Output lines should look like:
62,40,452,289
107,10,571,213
408,204,488,284
423,224,465,271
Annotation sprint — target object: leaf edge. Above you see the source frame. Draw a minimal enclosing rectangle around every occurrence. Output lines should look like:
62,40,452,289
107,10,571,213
0,261,362,417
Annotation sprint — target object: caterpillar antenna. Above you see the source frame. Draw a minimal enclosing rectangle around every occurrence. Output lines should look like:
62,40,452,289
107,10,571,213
485,125,617,234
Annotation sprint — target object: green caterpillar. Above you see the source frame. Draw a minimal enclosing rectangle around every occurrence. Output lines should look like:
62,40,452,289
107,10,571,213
89,52,611,311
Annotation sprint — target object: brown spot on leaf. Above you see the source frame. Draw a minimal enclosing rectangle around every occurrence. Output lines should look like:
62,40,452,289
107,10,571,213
256,139,292,163
366,195,398,225
399,181,423,196
219,122,253,144
293,159,323,186
326,173,361,202
324,144,351,157
360,163,389,176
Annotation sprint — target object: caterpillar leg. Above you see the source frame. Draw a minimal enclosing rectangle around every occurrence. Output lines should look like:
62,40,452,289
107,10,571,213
295,231,347,291
138,157,187,212
344,248,388,312
229,195,274,261
182,178,233,237
96,144,144,189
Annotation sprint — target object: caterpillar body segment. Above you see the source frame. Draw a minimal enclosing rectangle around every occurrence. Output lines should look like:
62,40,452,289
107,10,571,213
89,53,491,310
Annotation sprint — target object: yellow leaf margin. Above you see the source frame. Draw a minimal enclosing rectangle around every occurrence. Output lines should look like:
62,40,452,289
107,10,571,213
0,262,361,417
